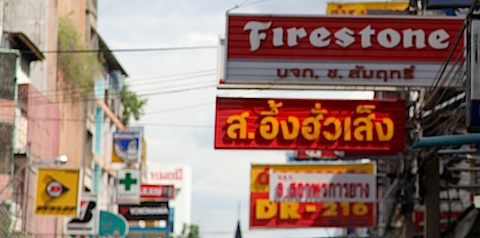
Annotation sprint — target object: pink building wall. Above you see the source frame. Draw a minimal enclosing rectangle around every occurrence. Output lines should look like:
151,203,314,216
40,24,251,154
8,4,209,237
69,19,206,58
25,85,60,237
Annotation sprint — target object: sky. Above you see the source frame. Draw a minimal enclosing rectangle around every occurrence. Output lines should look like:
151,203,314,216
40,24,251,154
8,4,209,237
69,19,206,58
97,1,374,238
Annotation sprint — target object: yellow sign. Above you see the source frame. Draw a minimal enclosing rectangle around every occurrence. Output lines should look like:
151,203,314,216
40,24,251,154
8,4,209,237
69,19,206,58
327,1,409,15
34,168,83,216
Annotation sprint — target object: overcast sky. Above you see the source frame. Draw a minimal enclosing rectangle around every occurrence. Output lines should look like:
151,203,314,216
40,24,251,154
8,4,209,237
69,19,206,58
97,1,374,237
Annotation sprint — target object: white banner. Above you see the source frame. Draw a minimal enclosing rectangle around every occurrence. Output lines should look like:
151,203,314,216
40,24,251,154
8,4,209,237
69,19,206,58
227,60,458,87
64,193,99,235
269,172,376,202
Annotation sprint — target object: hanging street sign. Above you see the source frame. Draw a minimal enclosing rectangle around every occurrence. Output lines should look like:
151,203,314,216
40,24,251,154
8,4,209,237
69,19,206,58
64,193,99,235
118,201,169,221
117,169,140,204
99,210,128,237
140,184,175,201
112,131,141,164
34,168,83,217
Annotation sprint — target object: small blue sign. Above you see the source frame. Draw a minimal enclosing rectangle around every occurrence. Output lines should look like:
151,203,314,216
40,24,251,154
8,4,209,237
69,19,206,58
99,210,129,236
127,226,168,238
427,0,472,8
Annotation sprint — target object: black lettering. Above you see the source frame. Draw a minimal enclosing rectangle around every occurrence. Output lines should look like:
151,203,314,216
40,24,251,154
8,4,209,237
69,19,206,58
70,202,96,223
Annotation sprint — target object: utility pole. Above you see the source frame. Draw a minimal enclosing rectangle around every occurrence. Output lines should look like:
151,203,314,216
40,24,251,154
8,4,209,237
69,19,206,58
424,150,440,238
22,142,32,234
402,151,415,238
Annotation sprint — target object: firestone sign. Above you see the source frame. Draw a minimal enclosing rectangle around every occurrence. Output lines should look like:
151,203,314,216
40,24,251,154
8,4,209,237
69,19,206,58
244,22,450,52
224,14,464,87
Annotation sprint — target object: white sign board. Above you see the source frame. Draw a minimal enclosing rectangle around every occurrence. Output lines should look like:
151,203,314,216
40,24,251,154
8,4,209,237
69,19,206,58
147,164,187,188
64,193,99,235
269,172,376,202
117,169,141,204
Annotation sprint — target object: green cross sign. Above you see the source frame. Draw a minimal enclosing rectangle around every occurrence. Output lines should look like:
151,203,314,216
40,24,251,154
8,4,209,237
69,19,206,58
119,172,137,191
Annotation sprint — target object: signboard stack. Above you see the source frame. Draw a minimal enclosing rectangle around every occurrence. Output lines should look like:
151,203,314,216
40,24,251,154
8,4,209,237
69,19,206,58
215,10,466,233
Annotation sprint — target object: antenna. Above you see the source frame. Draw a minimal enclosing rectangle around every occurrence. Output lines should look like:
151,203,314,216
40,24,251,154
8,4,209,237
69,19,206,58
237,201,241,221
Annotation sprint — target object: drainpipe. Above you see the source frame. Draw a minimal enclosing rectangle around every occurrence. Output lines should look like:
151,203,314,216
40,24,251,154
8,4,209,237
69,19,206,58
22,142,32,235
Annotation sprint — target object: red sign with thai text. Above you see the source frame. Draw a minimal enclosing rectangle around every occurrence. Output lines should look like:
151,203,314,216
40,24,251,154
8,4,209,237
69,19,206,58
140,184,174,201
215,97,406,155
250,163,376,228
224,14,464,87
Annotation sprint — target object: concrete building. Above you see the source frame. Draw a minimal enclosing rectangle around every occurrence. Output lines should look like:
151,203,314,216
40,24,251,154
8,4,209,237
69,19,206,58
0,0,129,237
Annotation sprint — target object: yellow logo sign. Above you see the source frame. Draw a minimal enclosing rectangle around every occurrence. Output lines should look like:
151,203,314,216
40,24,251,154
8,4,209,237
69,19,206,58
34,168,82,217
327,2,409,15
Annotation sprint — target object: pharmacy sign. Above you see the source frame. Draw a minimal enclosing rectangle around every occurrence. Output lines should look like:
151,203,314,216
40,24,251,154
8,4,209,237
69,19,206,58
117,169,140,204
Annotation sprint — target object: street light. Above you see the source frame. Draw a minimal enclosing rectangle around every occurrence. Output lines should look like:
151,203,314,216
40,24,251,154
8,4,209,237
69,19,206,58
0,155,69,201
0,155,69,236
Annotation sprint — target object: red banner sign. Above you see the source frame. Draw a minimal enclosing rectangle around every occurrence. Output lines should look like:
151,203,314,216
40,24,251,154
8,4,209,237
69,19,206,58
250,163,376,228
215,97,406,155
140,184,174,201
227,14,463,62
224,14,464,87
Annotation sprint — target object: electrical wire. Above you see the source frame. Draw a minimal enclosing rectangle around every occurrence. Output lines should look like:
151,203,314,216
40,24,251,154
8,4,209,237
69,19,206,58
0,76,219,109
9,69,218,106
27,45,217,55
130,72,216,88
145,102,213,115
128,69,216,84
416,0,479,118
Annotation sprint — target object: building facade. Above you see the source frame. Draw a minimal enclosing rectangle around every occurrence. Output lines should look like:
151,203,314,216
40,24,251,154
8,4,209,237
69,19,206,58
0,0,132,237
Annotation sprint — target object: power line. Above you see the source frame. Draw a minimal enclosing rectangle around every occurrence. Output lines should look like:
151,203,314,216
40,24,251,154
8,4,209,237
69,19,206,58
130,72,216,88
3,76,218,109
128,69,216,82
15,112,214,127
137,84,217,97
145,102,213,115
141,123,213,128
27,45,217,54
13,69,217,105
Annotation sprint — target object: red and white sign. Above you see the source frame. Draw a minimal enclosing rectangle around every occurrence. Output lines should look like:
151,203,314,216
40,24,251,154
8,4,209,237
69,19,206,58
250,163,376,228
140,184,174,201
215,97,406,155
224,14,464,87
147,165,185,188
269,172,376,203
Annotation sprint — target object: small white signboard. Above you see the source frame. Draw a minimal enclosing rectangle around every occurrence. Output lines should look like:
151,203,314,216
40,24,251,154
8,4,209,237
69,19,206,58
117,169,141,204
64,193,99,235
269,172,376,203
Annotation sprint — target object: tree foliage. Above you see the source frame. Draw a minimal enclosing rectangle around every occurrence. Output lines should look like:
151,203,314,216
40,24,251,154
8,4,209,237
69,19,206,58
58,14,102,93
172,223,200,238
120,84,147,126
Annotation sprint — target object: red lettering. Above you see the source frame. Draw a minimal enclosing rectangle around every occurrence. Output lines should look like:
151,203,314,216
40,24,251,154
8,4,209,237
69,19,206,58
49,185,62,192
150,168,183,181
277,182,283,198
277,181,370,201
